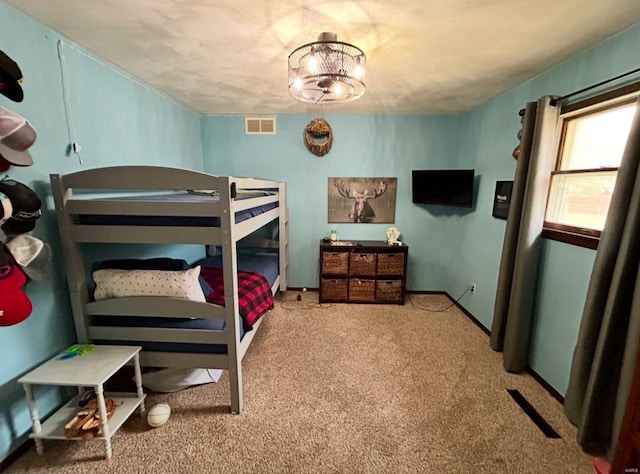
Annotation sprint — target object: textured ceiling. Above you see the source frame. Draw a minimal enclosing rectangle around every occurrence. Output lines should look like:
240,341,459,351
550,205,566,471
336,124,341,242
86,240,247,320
5,0,640,115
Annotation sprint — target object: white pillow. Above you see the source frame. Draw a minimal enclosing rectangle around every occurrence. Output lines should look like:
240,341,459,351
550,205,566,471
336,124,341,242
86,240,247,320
93,266,206,302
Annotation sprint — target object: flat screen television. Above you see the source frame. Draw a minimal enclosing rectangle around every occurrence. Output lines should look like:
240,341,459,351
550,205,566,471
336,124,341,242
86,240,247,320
412,169,475,208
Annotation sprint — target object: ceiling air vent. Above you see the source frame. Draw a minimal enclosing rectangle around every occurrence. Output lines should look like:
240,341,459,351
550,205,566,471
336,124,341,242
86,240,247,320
245,117,276,135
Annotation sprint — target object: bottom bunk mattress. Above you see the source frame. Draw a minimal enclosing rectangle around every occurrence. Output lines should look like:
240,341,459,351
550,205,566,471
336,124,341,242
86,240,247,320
92,254,278,354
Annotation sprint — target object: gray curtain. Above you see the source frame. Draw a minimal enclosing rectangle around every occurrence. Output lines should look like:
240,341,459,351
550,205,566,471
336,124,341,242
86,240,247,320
490,96,560,372
564,98,640,458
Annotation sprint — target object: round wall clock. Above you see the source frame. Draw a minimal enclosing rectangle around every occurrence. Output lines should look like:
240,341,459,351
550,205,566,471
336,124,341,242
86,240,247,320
304,118,333,157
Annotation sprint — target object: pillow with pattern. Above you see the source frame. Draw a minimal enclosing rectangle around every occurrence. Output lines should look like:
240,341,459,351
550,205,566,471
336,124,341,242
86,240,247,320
93,266,205,302
98,258,214,298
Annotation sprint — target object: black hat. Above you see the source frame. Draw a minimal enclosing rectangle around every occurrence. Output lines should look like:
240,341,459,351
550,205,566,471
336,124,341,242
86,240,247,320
0,178,41,235
0,51,24,103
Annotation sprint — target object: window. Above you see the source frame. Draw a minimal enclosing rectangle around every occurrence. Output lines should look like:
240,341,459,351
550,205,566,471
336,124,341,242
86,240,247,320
542,84,639,249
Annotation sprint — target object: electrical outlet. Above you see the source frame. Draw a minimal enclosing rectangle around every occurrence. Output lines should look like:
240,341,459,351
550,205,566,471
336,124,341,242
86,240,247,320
470,283,477,293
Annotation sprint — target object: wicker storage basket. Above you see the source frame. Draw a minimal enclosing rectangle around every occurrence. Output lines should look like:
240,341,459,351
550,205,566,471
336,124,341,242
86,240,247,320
321,278,348,300
377,253,405,276
322,251,349,274
349,252,377,275
376,279,403,303
348,279,375,301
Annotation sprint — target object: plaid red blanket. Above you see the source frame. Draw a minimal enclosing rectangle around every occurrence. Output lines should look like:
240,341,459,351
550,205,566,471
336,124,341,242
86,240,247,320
199,266,274,331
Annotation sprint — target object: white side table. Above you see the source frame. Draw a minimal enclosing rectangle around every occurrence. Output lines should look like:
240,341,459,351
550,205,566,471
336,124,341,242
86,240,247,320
18,345,146,459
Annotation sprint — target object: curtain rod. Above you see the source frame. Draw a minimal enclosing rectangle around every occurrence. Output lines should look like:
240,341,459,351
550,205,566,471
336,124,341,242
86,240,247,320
550,66,640,106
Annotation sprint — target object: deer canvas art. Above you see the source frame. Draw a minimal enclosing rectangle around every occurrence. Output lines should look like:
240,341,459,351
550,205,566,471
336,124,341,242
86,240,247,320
328,177,397,223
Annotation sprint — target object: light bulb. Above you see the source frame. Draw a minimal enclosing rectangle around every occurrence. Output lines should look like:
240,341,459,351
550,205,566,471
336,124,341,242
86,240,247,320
353,64,364,80
294,77,303,90
334,84,343,96
308,56,317,73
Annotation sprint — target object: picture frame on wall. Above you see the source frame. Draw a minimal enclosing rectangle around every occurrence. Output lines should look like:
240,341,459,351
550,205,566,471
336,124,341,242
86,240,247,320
328,177,397,223
492,180,513,220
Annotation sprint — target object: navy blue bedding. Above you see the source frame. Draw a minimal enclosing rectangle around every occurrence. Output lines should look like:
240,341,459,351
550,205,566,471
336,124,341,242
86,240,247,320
93,315,239,354
196,253,279,288
77,192,278,226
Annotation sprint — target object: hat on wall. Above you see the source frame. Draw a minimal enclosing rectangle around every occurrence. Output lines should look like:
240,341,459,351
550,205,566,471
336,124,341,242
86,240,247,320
0,250,32,326
0,51,24,103
0,107,36,166
0,178,42,235
0,191,12,226
0,156,12,172
6,235,52,281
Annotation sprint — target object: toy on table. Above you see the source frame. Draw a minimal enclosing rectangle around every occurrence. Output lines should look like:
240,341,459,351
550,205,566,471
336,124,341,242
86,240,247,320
59,344,95,360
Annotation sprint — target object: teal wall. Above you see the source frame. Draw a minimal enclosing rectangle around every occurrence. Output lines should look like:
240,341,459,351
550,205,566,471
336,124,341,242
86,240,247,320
0,2,203,462
201,114,463,288
2,0,640,463
451,24,639,395
531,241,595,393
202,22,640,398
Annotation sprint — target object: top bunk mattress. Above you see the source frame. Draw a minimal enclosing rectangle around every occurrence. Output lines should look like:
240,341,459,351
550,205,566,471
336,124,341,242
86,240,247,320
77,191,278,227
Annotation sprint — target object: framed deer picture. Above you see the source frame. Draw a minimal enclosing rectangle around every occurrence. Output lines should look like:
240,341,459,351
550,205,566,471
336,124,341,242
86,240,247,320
328,177,397,223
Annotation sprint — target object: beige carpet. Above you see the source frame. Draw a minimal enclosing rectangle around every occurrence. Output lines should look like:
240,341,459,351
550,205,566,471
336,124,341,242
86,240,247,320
6,294,593,473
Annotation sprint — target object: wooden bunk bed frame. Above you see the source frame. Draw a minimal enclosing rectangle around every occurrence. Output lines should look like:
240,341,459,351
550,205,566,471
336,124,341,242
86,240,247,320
50,165,289,413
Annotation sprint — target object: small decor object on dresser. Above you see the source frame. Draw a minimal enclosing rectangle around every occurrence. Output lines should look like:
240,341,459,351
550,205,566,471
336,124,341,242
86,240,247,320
385,226,401,246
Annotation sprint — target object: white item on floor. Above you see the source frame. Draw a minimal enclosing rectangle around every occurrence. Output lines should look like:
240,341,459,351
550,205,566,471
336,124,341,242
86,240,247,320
146,403,171,427
140,368,223,393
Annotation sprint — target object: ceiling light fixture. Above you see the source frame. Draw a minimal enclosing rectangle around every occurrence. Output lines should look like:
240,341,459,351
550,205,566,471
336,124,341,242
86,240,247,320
288,32,366,105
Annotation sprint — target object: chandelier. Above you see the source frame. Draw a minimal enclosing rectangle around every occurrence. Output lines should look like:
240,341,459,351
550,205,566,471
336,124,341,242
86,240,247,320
288,32,366,105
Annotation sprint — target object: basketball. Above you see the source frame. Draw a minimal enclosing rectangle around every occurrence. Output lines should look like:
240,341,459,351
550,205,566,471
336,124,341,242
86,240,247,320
146,403,171,428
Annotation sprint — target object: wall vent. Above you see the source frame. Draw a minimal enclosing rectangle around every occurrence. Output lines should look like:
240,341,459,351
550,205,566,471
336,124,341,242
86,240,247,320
245,117,276,135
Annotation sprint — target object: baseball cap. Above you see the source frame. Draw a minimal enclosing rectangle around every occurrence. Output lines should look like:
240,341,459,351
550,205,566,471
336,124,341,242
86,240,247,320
0,250,32,326
0,155,11,172
0,192,12,226
0,51,23,103
0,107,36,166
0,178,42,235
6,235,52,281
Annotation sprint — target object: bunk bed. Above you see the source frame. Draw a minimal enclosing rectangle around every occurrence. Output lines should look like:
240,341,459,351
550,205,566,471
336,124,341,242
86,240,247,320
50,166,289,413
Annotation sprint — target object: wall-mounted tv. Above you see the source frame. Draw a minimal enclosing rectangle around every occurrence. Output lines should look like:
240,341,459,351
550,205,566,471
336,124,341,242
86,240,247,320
412,169,475,208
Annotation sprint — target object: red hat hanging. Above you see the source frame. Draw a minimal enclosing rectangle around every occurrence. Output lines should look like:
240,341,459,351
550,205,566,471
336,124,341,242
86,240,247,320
0,249,32,326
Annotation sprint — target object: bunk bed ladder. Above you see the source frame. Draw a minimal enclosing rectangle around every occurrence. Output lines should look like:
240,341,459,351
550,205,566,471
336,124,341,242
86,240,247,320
50,174,92,344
